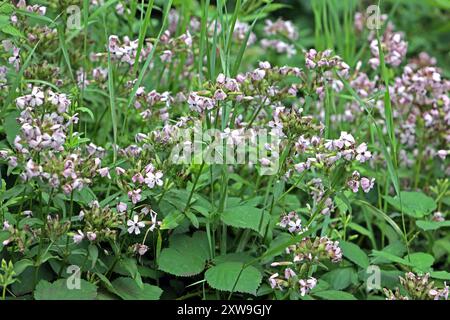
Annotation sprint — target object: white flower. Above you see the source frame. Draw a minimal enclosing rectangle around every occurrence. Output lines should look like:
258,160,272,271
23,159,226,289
29,87,44,107
144,171,163,188
23,210,33,217
127,215,145,235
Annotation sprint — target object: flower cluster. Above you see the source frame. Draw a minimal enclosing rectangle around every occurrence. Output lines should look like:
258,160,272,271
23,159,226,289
113,151,164,204
384,272,449,300
107,35,153,66
368,24,407,70
347,171,375,193
304,49,350,100
269,236,342,296
261,19,298,57
278,211,307,234
73,201,123,244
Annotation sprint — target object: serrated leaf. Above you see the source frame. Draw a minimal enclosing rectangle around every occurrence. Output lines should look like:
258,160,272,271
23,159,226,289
340,241,370,268
158,231,209,276
34,279,97,300
111,277,162,300
205,262,262,295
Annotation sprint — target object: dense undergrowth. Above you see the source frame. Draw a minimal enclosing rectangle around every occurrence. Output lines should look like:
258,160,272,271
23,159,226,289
0,0,449,300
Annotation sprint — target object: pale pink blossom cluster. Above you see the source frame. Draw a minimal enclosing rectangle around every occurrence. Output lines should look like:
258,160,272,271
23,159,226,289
278,211,307,234
15,0,46,15
3,40,21,71
294,131,373,175
112,155,164,205
304,49,350,100
108,35,153,66
268,269,317,296
368,27,407,69
347,170,375,193
233,21,257,46
133,87,176,122
261,19,298,57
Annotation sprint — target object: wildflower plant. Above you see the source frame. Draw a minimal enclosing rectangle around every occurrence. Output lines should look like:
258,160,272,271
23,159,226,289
0,0,447,301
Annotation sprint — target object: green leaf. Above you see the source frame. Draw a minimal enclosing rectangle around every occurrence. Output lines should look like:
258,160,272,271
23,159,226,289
221,206,268,234
88,244,99,269
111,277,162,300
205,262,262,295
34,279,97,300
371,241,406,265
185,210,199,228
158,231,210,276
0,3,15,14
430,271,450,280
160,210,185,230
384,191,437,218
340,241,370,269
0,230,10,251
416,220,450,231
4,111,20,146
405,253,434,272
1,24,24,38
322,268,357,290
13,259,34,276
115,258,143,288
371,250,412,266
313,290,357,300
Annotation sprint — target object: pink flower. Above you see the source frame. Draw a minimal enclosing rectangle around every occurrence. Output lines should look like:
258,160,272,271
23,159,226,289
117,202,127,213
284,268,296,279
132,173,144,184
144,171,163,188
97,167,111,179
259,61,271,69
298,277,317,296
115,167,126,175
214,89,227,101
73,230,84,244
437,150,447,160
128,189,142,204
348,179,360,193
216,73,226,84
360,177,375,193
160,50,173,63
251,68,266,81
135,244,149,256
86,232,97,241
